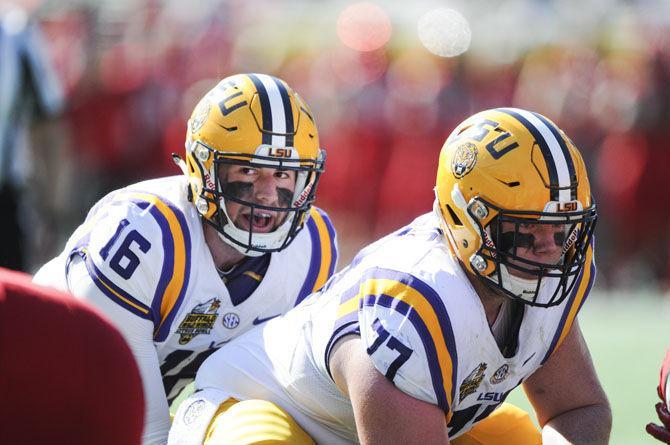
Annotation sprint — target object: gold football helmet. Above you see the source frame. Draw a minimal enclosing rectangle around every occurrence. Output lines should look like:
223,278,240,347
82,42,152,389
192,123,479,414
434,108,597,307
175,74,325,255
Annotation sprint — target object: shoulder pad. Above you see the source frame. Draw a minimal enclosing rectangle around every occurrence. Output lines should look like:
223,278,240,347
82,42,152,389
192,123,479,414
69,192,194,331
356,267,458,414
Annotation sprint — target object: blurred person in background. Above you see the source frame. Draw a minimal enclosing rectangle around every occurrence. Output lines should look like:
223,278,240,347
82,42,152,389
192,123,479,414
647,347,670,443
0,267,144,445
33,73,338,444
170,108,610,445
589,42,670,292
0,0,64,270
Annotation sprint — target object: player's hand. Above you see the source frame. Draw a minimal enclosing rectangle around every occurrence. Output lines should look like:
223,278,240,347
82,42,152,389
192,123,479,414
646,393,670,443
648,349,670,443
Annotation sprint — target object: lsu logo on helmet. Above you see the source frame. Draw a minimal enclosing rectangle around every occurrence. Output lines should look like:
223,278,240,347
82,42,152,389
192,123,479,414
452,142,478,178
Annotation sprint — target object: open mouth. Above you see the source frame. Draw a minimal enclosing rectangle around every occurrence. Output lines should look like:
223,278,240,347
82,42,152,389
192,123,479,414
240,211,275,233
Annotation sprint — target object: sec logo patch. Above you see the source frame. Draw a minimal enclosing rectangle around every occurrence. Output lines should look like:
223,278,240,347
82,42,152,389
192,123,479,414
222,312,240,329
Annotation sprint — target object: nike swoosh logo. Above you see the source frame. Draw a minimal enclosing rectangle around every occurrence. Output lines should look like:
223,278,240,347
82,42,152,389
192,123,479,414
252,314,280,325
522,352,536,366
208,339,230,349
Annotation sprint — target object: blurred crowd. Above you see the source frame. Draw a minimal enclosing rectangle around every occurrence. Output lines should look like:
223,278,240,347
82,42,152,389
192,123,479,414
4,0,670,293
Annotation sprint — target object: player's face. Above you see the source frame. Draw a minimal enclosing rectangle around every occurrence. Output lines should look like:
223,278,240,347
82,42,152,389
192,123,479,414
500,221,566,279
219,164,297,233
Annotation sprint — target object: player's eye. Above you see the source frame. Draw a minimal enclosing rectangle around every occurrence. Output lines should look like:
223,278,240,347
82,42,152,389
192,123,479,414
274,170,290,179
554,231,566,246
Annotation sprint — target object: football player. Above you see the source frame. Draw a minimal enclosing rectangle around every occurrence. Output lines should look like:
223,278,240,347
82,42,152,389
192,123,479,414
0,267,144,444
33,74,338,444
647,346,670,443
169,108,611,445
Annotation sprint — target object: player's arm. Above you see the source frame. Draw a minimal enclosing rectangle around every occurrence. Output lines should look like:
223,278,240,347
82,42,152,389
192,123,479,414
522,319,611,444
67,256,171,445
330,335,450,445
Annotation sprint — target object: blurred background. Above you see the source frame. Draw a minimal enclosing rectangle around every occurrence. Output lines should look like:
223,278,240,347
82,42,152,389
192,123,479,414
2,0,670,442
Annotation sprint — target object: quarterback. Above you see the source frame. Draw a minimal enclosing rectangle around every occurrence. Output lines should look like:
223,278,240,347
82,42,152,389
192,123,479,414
33,74,338,444
170,108,611,444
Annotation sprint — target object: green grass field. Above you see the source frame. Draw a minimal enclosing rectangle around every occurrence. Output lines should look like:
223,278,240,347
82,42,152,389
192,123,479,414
172,291,669,444
507,291,670,445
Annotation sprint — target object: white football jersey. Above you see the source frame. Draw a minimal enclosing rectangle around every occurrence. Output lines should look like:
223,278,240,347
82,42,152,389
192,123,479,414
34,175,338,402
178,211,595,443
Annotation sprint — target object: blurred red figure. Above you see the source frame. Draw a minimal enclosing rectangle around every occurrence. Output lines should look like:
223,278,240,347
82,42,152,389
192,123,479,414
0,267,144,445
647,347,670,443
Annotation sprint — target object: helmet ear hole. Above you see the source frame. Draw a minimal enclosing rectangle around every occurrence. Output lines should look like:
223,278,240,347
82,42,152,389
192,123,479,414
446,204,463,226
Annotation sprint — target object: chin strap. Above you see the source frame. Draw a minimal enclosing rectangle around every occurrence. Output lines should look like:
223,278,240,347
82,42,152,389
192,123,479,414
497,264,540,303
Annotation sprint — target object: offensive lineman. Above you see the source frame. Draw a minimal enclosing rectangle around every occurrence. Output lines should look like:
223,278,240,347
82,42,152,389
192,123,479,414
33,74,338,444
170,108,611,444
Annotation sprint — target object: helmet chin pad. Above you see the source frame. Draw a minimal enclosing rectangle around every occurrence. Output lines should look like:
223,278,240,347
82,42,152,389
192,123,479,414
217,230,271,257
496,264,542,303
217,205,297,257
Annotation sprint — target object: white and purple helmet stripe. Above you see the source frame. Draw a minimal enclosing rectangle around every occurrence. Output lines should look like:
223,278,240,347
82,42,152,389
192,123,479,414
247,73,294,148
499,108,577,202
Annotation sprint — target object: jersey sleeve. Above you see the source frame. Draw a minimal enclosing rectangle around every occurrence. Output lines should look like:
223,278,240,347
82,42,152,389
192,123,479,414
67,256,171,445
64,191,193,339
294,206,339,305
355,267,458,416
